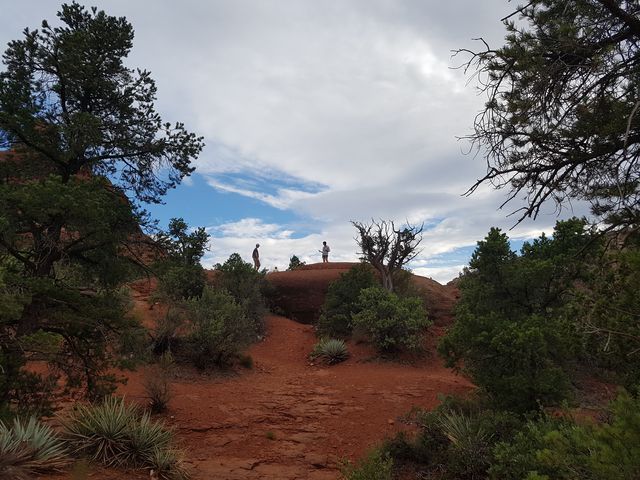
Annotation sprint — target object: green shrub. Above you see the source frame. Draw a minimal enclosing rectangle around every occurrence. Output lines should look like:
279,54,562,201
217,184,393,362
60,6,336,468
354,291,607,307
440,309,573,412
352,287,430,354
63,396,188,479
287,255,306,270
438,222,594,412
317,263,377,338
310,338,349,364
384,399,523,479
341,448,393,480
491,391,640,480
238,354,254,369
215,253,267,334
155,262,205,301
0,417,70,479
183,287,254,370
153,217,209,301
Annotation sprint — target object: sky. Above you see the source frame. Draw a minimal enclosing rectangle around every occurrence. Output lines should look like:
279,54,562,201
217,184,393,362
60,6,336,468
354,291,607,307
0,1,591,283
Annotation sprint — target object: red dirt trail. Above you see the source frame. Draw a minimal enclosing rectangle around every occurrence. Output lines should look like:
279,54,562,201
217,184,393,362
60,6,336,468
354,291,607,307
43,265,473,480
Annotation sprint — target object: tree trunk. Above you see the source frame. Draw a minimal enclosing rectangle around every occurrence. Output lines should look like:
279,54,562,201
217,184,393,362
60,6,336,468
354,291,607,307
372,261,393,292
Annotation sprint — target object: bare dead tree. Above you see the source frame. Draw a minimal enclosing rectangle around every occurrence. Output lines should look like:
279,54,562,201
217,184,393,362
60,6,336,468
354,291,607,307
352,219,423,292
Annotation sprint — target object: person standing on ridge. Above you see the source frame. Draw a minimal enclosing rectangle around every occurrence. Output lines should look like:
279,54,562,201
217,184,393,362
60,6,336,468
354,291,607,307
320,241,330,263
252,243,260,270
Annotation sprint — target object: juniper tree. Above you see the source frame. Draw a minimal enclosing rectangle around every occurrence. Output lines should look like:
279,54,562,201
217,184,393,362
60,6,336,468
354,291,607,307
462,0,640,232
352,219,423,292
0,3,203,408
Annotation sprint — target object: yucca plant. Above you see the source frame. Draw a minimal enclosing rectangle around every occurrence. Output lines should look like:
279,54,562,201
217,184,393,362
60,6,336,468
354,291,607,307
62,396,188,479
148,447,190,480
127,412,173,466
310,338,349,365
438,410,493,477
0,417,70,478
63,396,138,466
438,411,491,452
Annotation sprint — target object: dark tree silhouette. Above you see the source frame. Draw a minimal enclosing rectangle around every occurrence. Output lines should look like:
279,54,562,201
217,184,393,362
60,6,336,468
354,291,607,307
460,0,640,233
352,219,423,292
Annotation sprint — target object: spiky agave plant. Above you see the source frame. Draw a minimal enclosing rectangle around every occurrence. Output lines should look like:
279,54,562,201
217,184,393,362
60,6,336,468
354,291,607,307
127,411,173,466
310,338,349,365
62,396,138,466
63,396,188,478
148,447,190,480
438,411,491,453
0,417,70,478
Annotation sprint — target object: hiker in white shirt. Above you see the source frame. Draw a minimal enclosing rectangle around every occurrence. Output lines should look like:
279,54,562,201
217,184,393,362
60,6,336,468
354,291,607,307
320,241,330,263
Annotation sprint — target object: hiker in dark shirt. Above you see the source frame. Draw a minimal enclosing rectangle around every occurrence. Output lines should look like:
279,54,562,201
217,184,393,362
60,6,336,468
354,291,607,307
252,243,260,270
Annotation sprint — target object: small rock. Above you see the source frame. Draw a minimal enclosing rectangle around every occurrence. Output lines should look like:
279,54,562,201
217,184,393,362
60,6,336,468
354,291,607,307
305,453,327,468
387,419,394,425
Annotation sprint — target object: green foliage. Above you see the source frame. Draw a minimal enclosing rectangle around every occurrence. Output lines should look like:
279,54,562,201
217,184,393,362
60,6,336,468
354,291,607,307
491,391,640,480
383,400,523,479
215,253,267,334
341,449,393,480
0,2,201,413
463,0,640,230
183,287,254,370
0,2,204,202
439,220,595,411
287,255,306,270
0,417,70,478
573,246,640,388
154,218,209,300
317,263,377,337
155,262,205,301
63,396,188,478
352,287,430,354
310,338,349,365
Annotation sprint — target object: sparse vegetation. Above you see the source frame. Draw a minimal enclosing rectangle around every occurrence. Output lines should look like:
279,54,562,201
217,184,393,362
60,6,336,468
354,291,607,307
310,338,349,365
352,220,423,292
144,354,174,414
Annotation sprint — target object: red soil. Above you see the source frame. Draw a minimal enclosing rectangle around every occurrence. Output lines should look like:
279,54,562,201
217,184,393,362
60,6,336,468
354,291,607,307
42,265,473,480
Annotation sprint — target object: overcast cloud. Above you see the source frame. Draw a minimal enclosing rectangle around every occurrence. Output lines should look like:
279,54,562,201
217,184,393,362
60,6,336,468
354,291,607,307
0,1,592,282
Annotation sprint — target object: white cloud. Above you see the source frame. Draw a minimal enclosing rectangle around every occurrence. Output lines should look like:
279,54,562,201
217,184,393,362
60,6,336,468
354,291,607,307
0,1,593,283
412,265,466,285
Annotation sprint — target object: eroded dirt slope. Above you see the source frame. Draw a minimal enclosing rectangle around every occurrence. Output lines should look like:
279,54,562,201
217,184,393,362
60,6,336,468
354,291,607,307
44,267,472,480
